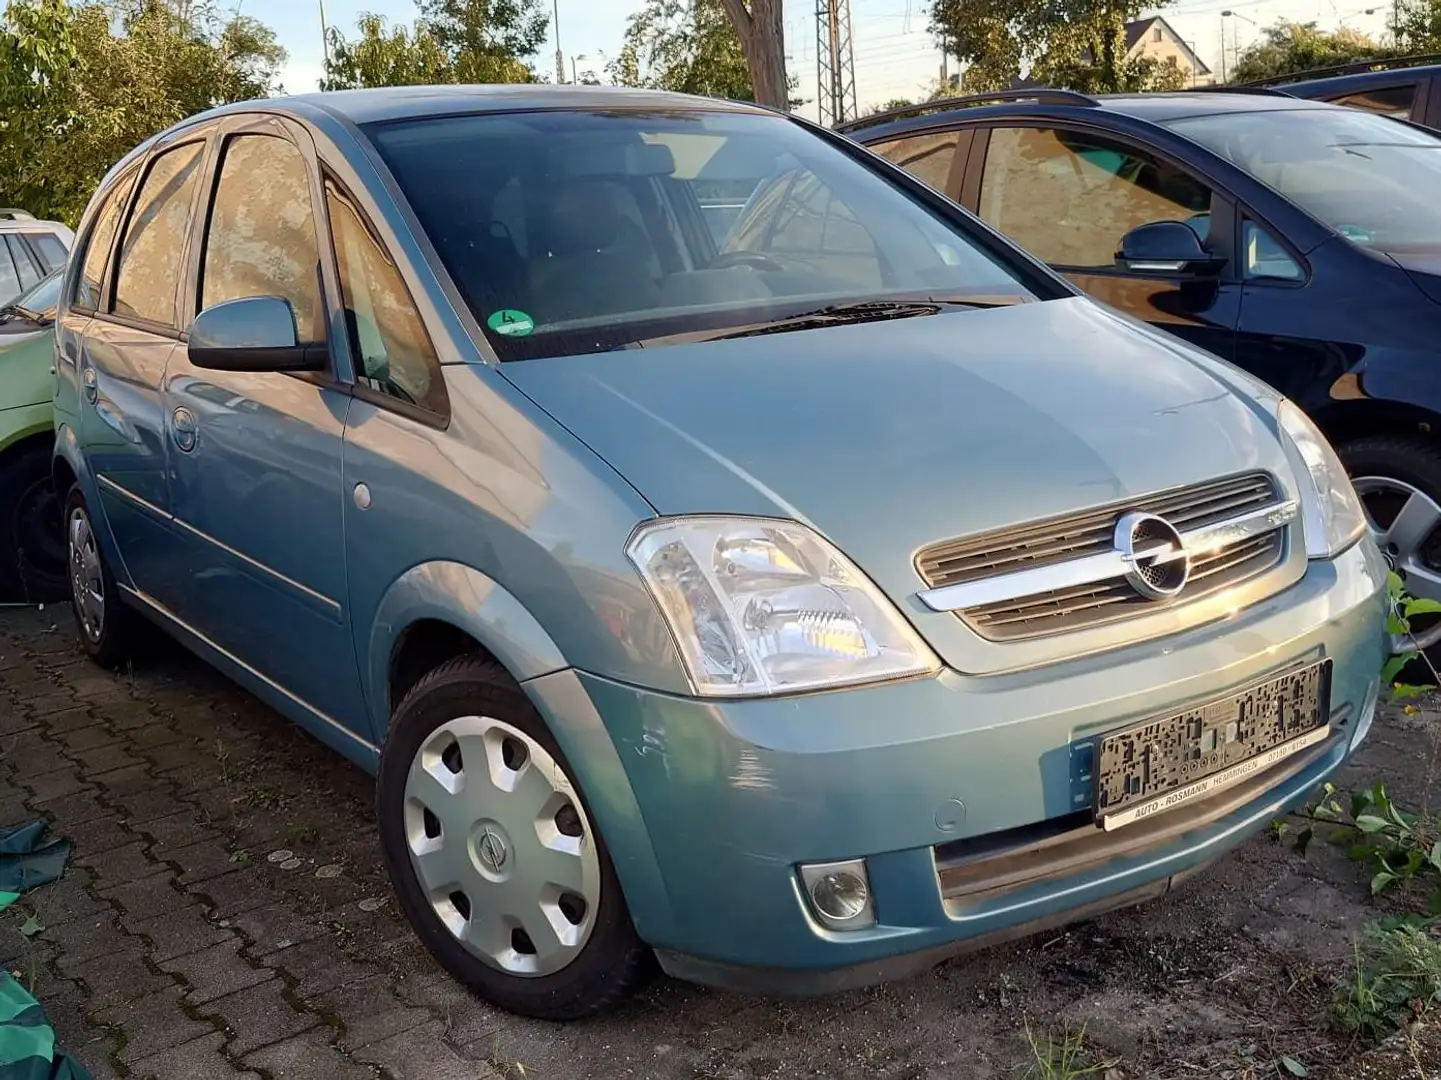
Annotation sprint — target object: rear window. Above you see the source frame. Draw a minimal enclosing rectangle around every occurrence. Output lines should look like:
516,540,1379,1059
367,109,1036,360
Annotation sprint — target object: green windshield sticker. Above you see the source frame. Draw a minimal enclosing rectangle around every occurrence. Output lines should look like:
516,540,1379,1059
487,309,535,337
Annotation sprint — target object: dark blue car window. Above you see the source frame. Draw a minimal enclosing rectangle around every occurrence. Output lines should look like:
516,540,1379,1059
368,109,1035,360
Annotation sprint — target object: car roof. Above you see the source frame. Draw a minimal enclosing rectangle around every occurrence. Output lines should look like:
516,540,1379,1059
269,84,770,127
1277,64,1441,98
845,90,1342,143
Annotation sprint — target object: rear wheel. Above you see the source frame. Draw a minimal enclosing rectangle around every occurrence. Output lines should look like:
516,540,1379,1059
65,485,134,669
0,443,67,603
1340,435,1441,651
376,654,651,1019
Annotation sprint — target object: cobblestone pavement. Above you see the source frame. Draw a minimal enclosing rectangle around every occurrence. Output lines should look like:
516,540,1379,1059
1,605,1437,1080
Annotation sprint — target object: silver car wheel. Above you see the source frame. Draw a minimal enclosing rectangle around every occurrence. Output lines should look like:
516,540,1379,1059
402,714,601,977
1354,475,1441,652
68,507,105,643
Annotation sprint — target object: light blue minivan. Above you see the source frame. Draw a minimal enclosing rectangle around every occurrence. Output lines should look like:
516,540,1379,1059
53,86,1387,1018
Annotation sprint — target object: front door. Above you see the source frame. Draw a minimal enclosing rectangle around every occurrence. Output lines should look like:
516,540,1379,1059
161,119,366,732
968,124,1242,361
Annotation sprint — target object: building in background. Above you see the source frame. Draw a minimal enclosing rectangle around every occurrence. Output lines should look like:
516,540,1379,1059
1125,16,1214,86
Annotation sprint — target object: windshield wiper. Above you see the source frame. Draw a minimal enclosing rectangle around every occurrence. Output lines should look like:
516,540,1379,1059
703,300,943,341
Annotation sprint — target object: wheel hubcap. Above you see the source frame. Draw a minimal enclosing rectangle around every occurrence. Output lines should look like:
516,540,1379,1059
68,508,104,642
402,715,601,977
1354,475,1441,652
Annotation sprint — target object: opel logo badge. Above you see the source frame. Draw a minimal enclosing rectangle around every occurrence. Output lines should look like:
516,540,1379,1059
1114,511,1190,600
477,827,508,872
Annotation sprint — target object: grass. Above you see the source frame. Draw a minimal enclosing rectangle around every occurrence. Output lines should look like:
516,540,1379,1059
1334,923,1441,1043
1021,1021,1107,1080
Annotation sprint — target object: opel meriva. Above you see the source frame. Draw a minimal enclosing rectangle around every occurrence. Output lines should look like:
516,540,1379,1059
53,86,1388,1019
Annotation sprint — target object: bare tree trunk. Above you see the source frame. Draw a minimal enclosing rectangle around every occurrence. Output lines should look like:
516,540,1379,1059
719,0,789,109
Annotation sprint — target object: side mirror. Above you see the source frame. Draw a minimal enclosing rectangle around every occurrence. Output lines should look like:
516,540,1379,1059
187,296,325,372
1115,221,1226,277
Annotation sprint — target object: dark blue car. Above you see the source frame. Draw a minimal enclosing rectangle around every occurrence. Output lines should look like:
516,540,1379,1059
844,89,1441,648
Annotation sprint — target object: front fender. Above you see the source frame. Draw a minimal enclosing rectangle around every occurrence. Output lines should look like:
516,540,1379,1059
365,560,567,739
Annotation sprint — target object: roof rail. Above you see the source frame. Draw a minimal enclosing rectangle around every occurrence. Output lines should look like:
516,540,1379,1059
0,209,35,221
1193,84,1295,97
1236,52,1441,87
837,88,1099,134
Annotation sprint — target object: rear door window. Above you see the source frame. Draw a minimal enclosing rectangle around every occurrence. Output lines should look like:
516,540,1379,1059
5,235,40,290
29,232,69,273
870,131,963,193
75,170,138,310
1328,84,1417,120
113,141,205,327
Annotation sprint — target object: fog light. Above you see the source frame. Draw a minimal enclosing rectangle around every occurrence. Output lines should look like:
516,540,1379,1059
798,859,874,930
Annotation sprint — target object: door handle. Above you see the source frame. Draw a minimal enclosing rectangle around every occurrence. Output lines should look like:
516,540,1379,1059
171,406,197,453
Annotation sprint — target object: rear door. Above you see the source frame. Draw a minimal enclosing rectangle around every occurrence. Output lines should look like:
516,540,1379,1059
865,127,972,200
76,134,211,612
161,115,366,730
962,122,1242,361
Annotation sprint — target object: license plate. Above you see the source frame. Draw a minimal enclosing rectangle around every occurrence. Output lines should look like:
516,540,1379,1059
1094,661,1332,831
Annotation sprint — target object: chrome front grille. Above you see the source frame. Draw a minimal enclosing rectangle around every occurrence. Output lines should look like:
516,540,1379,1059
916,474,1290,642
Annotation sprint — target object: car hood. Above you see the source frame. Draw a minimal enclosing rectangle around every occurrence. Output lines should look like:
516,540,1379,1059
501,297,1290,658
1389,251,1441,306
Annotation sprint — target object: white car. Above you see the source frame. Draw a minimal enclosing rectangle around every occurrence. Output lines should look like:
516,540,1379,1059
0,210,72,307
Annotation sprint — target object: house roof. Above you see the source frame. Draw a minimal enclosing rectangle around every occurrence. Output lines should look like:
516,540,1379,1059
1125,16,1213,75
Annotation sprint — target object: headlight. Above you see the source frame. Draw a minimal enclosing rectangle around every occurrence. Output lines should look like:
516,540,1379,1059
1278,401,1366,558
626,516,940,697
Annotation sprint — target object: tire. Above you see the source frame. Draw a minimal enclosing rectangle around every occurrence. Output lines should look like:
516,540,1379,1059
0,443,67,603
1339,434,1441,652
64,484,134,669
376,654,652,1019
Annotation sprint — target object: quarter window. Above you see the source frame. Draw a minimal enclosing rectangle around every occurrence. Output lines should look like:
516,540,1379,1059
30,233,67,272
325,180,446,417
0,240,20,301
5,236,39,290
202,134,323,342
76,170,137,310
1242,220,1303,282
871,131,962,193
113,142,205,326
978,127,1212,269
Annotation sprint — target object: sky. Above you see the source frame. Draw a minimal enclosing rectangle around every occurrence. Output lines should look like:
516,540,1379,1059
265,0,1401,117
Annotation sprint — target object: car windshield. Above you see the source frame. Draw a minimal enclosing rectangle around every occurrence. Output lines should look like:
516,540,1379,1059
4,269,61,321
366,108,1038,360
1166,108,1441,253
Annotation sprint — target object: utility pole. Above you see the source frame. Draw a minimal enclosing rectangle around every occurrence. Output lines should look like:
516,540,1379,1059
815,0,858,127
318,0,330,69
553,0,565,83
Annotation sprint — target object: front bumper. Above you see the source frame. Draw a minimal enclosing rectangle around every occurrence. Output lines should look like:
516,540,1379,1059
524,539,1388,991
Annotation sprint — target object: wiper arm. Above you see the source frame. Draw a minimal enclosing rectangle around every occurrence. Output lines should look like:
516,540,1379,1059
706,300,941,341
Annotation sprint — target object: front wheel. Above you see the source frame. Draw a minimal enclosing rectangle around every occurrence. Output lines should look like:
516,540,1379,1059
0,443,67,603
64,485,134,669
376,654,652,1019
1340,435,1441,651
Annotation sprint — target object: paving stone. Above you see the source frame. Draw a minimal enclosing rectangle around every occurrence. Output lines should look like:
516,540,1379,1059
25,766,95,805
0,704,40,736
28,868,110,927
223,903,327,957
141,809,219,853
0,791,32,824
162,938,273,1005
127,906,235,964
76,742,144,778
99,702,165,731
2,730,73,777
127,723,187,751
313,975,431,1050
36,788,116,830
204,977,320,1057
194,867,279,919
91,762,154,796
60,814,135,857
41,911,126,966
40,707,103,735
61,942,176,1010
96,870,196,919
77,839,160,888
55,722,123,754
243,1029,379,1080
129,1030,260,1079
108,785,187,826
257,937,375,999
95,985,215,1064
163,837,250,885
25,691,82,717
141,739,217,775
354,1019,501,1080
396,975,505,1048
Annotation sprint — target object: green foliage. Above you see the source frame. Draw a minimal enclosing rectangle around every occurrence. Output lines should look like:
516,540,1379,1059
1229,22,1399,84
1306,781,1441,909
1395,0,1441,53
1334,923,1441,1043
0,0,286,224
323,0,546,90
611,0,753,99
1021,1020,1105,1079
929,0,1188,94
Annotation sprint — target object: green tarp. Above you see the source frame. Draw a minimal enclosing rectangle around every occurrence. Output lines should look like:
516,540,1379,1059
0,822,93,1080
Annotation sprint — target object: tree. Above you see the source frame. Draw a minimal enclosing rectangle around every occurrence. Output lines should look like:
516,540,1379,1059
1395,0,1441,52
611,0,755,100
323,0,547,89
929,0,1188,94
717,0,786,109
0,0,287,224
1229,22,1398,84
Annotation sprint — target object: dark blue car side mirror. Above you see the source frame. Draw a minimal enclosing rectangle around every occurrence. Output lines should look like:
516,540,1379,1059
188,296,326,373
1116,221,1227,278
